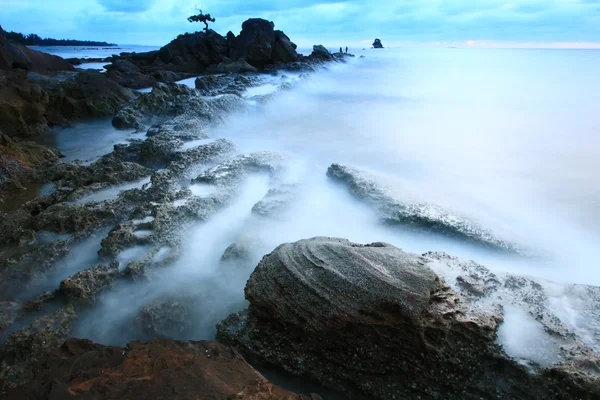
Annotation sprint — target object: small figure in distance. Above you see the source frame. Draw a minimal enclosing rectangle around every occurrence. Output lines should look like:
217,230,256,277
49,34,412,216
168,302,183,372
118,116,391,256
340,47,342,53
345,46,348,53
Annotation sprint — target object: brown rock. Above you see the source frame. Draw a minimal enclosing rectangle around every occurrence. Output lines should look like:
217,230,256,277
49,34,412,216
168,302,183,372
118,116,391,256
3,338,313,400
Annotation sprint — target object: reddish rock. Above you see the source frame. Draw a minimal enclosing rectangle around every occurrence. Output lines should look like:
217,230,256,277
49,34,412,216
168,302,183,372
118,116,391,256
3,338,317,400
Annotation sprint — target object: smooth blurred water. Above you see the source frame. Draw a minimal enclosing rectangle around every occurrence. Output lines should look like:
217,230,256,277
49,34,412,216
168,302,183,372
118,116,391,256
29,45,159,59
207,47,600,285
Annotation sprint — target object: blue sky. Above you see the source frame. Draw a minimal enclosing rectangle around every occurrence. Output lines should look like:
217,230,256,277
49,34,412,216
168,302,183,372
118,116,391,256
1,0,599,48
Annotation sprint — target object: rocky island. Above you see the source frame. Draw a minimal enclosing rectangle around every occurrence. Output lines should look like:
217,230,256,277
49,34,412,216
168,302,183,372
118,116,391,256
0,15,599,400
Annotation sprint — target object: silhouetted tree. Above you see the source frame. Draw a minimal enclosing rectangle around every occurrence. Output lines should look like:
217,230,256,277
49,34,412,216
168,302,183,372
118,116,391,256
188,9,215,32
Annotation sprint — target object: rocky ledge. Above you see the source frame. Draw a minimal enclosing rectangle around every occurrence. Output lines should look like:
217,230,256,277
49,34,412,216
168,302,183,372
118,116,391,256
2,338,319,399
218,237,600,399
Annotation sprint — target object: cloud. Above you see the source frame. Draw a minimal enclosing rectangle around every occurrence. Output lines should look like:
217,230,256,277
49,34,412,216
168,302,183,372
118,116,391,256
97,0,156,13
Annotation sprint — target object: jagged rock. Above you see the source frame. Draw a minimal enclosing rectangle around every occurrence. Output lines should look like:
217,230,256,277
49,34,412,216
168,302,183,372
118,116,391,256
112,82,246,130
251,184,296,218
59,262,119,304
272,31,298,64
327,163,524,254
195,74,261,96
0,305,76,392
3,338,315,399
156,29,229,73
373,39,384,49
310,45,332,60
218,237,600,399
231,19,276,68
135,297,193,339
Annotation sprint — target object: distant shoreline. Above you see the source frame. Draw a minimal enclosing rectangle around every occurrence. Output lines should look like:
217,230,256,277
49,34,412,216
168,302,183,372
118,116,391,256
5,30,117,47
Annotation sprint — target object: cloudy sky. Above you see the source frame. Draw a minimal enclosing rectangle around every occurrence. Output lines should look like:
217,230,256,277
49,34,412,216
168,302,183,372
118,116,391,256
1,0,599,48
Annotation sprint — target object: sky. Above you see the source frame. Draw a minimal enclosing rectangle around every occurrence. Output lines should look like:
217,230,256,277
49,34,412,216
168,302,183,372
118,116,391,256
0,0,599,48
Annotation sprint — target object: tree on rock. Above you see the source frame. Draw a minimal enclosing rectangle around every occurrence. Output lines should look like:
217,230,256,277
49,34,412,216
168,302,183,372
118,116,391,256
188,9,216,32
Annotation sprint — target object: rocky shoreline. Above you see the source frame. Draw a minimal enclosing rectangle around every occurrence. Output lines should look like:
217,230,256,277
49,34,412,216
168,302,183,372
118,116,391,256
1,17,599,400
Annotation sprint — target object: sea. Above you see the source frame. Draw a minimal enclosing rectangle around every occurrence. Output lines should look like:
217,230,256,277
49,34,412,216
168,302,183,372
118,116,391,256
24,45,600,362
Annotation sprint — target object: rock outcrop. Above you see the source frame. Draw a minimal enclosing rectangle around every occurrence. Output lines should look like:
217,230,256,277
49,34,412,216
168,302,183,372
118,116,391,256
327,163,524,254
0,25,74,74
218,237,600,399
373,38,384,49
3,338,318,399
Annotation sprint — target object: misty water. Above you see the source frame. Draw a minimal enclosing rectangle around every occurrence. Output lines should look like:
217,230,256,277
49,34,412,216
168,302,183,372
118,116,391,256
29,48,600,371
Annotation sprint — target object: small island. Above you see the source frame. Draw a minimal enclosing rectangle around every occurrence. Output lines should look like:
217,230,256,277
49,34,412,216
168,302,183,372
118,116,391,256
373,38,384,48
4,31,117,47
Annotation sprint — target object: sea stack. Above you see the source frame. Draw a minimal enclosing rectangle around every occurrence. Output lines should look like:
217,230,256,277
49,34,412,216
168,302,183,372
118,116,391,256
373,38,383,48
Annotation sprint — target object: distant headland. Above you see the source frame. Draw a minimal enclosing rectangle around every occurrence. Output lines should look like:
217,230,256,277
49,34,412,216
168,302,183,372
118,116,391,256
4,31,117,47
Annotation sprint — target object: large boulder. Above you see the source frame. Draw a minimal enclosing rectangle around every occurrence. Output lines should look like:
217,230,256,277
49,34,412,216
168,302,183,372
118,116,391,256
4,338,318,399
156,29,229,73
231,19,276,68
272,31,298,64
0,25,74,73
310,45,332,60
218,237,600,399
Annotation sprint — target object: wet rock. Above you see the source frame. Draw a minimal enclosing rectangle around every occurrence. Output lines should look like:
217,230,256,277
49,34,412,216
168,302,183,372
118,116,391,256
59,262,120,304
327,163,524,254
221,242,252,263
218,237,600,399
3,338,313,399
373,39,384,49
193,151,285,188
0,305,76,392
0,302,19,331
112,82,246,130
135,297,193,339
251,184,296,218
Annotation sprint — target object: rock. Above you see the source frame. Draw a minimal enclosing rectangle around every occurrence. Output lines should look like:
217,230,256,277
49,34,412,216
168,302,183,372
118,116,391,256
231,19,276,68
373,39,384,49
4,338,314,399
0,133,61,192
0,301,19,331
156,29,229,73
221,242,252,263
218,237,600,399
251,184,297,218
107,68,157,89
214,58,258,74
0,305,76,392
0,26,74,73
59,262,120,304
310,45,332,60
112,82,246,130
272,31,298,64
0,69,135,138
135,297,193,339
327,163,524,254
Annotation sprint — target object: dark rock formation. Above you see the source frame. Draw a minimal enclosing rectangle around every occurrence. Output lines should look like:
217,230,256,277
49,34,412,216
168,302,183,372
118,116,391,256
157,30,229,73
0,70,135,138
310,45,332,60
0,25,74,74
3,338,318,399
327,163,525,254
112,82,246,130
218,237,600,400
373,38,384,49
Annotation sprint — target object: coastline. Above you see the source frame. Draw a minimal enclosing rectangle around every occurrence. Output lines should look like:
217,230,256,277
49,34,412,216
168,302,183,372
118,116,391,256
1,18,600,400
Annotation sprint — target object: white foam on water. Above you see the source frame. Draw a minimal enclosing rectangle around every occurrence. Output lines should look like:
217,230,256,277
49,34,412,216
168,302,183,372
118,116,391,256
117,245,153,268
133,216,155,225
152,247,172,264
189,183,218,197
179,138,215,151
133,230,152,239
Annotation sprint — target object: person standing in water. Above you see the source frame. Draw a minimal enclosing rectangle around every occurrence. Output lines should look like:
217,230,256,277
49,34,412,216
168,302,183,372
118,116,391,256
340,47,342,53
345,46,348,53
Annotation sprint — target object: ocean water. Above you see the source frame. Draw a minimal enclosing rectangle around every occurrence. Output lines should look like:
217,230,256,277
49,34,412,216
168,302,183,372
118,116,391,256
29,44,159,60
25,47,596,352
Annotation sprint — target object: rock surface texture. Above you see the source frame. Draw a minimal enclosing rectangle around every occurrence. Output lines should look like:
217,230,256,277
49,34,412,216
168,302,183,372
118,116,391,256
218,237,600,399
3,338,318,399
327,163,525,254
